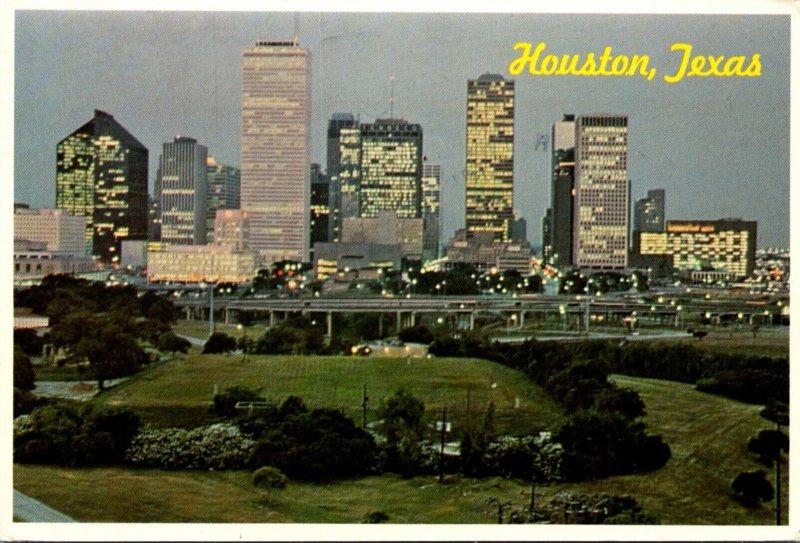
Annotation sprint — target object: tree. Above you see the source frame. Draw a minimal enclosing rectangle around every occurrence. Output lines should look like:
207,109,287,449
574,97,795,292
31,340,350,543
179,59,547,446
14,328,44,357
252,466,288,490
398,325,434,345
14,346,35,391
593,387,646,420
748,429,789,466
732,470,774,506
377,389,426,444
156,332,191,355
71,318,147,389
202,332,237,354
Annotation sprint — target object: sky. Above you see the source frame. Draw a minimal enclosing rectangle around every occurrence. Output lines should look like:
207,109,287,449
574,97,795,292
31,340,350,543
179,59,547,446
13,10,791,248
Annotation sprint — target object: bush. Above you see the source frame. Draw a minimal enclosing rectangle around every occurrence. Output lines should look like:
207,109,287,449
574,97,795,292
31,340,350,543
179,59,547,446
14,402,140,466
398,325,434,345
248,408,378,481
14,388,46,417
747,429,788,465
212,386,265,418
126,423,255,469
483,434,564,482
14,347,35,391
156,332,191,354
202,333,238,354
252,466,288,490
732,470,774,506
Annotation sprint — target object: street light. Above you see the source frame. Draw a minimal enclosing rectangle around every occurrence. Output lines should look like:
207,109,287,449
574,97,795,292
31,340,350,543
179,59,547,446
237,323,248,362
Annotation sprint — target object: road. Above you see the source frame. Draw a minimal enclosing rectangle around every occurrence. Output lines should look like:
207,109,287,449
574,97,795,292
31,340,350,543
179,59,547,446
13,490,76,522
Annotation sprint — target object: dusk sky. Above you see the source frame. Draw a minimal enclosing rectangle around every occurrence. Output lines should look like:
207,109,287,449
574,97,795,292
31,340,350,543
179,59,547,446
13,10,790,248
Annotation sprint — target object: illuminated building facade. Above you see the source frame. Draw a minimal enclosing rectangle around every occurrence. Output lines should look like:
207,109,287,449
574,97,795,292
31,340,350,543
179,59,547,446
206,156,241,243
310,163,331,249
359,119,423,219
157,136,208,245
214,209,250,251
640,219,757,279
632,188,665,254
147,244,258,284
573,114,629,269
327,113,358,242
465,74,515,242
241,40,311,263
338,126,362,223
56,109,148,264
421,163,442,262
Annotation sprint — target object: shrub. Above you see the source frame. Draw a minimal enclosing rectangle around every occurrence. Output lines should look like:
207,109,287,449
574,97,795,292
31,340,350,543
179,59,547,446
252,466,288,490
483,434,564,482
732,470,774,506
212,386,265,418
747,429,788,466
14,347,35,391
156,332,191,354
14,402,140,466
126,423,255,469
202,333,237,354
398,325,434,345
14,389,46,417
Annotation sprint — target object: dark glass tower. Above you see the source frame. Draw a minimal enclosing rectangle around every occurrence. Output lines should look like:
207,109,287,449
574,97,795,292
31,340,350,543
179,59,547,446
56,109,148,265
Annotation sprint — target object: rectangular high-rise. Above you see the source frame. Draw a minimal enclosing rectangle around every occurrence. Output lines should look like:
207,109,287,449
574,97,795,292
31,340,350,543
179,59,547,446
206,156,241,243
550,115,576,268
327,113,358,243
465,74,515,242
241,40,311,263
56,109,148,264
359,119,423,219
573,114,630,270
157,136,208,245
422,163,442,262
632,188,665,255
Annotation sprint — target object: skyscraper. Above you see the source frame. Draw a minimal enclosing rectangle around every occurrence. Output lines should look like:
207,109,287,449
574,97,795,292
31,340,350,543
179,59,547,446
550,114,576,268
241,40,311,263
573,114,630,270
206,156,241,243
359,119,423,219
465,74,515,242
56,109,148,264
327,113,358,243
422,163,442,262
310,163,330,249
338,126,362,223
157,136,208,246
632,188,665,254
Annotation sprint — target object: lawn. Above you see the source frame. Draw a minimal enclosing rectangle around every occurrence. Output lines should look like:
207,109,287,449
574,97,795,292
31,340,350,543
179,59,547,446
651,329,789,358
97,354,566,435
15,374,786,524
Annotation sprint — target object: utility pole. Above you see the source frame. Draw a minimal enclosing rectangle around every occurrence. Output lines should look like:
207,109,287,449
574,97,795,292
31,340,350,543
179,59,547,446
209,284,215,338
438,407,447,482
776,420,782,525
529,472,536,521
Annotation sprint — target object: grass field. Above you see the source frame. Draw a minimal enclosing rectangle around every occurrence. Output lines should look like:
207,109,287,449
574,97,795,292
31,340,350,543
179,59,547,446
651,329,789,358
97,354,566,434
15,372,786,524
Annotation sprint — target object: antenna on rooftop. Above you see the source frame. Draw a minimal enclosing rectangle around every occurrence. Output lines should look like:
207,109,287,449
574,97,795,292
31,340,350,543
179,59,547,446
293,13,299,44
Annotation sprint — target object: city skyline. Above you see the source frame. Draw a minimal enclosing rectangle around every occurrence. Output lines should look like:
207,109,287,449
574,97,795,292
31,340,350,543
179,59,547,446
14,11,790,249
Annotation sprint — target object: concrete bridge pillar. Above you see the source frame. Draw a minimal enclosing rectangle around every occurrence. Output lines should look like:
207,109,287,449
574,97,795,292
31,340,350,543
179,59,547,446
469,312,475,331
327,311,333,338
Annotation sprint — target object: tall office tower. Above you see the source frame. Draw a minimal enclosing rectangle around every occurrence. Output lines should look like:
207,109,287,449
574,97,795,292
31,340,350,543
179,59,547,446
148,195,161,241
310,163,330,249
338,127,362,223
542,208,552,262
465,73,515,242
241,40,311,263
421,163,442,262
327,113,358,243
157,136,208,245
206,156,241,243
56,109,148,264
573,114,630,270
359,119,423,219
550,115,576,268
632,188,665,254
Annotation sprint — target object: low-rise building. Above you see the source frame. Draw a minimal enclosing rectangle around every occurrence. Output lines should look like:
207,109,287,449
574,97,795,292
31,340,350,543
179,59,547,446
640,218,757,280
147,244,258,283
446,229,531,273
